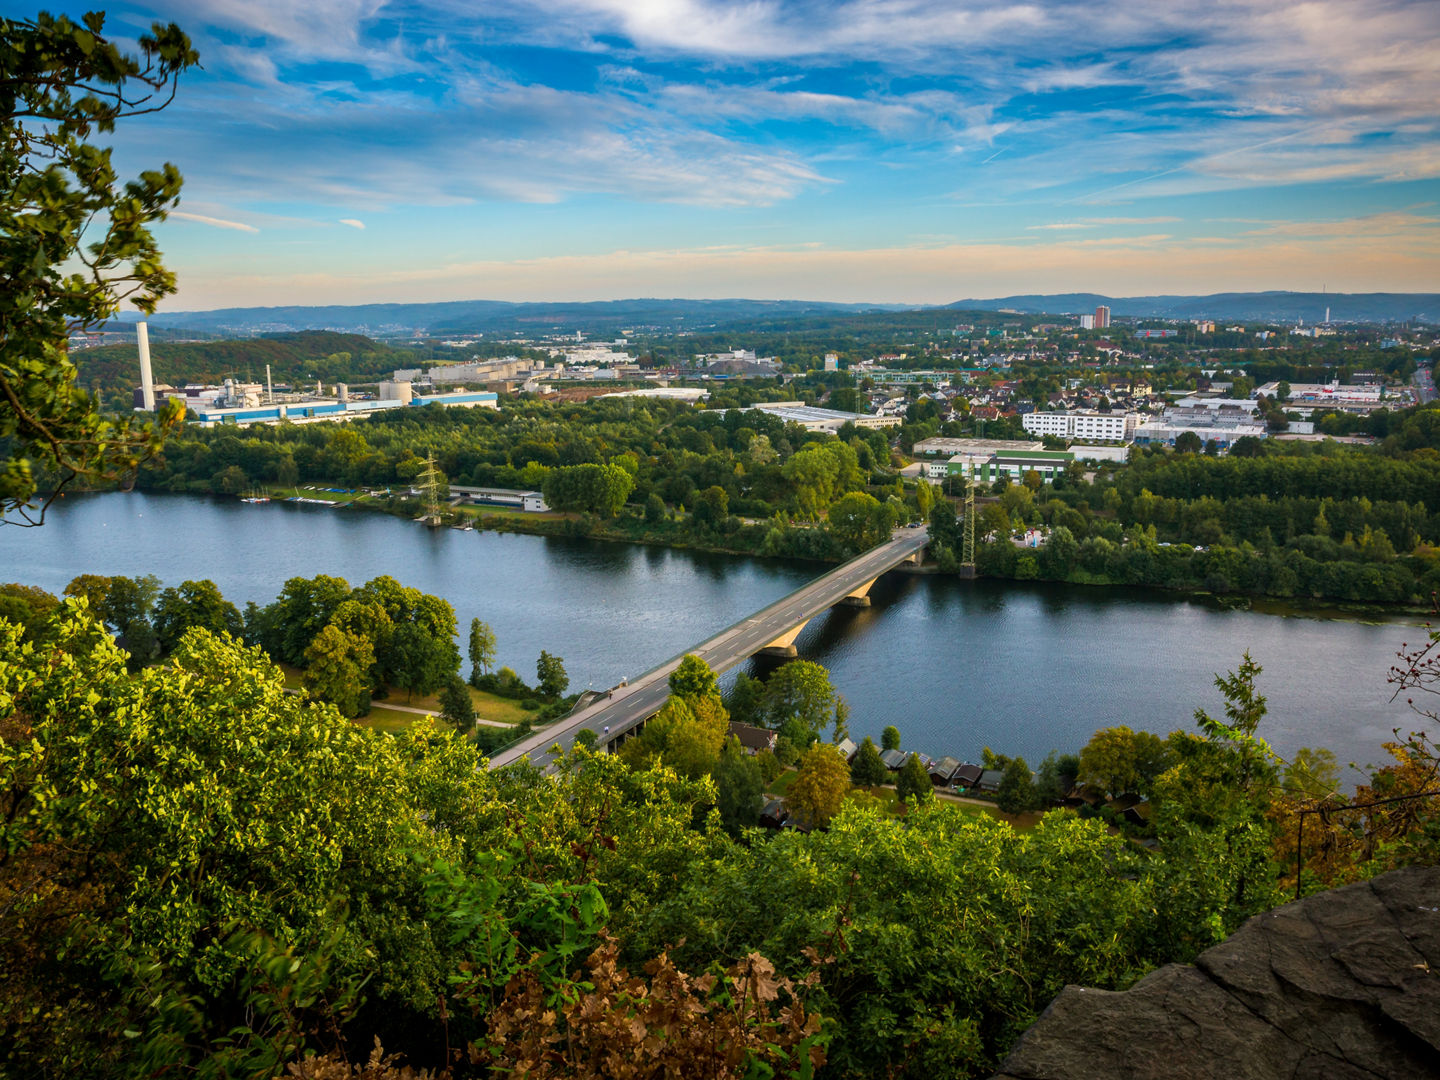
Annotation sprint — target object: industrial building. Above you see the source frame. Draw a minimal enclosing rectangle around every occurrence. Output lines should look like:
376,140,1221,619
945,448,1075,485
189,389,498,427
728,402,901,432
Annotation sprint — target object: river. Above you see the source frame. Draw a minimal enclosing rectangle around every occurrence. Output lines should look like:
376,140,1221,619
1,492,1429,775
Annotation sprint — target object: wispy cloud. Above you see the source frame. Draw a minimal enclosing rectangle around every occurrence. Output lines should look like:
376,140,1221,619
169,210,259,233
339,218,366,229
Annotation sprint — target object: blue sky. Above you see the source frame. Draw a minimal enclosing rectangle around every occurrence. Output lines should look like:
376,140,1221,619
33,0,1440,309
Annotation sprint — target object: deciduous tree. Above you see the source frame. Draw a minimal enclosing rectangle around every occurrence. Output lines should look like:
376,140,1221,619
536,650,569,699
468,617,496,686
1,11,197,523
787,742,851,828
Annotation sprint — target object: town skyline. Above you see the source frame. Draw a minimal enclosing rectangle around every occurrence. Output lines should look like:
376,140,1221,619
25,0,1440,308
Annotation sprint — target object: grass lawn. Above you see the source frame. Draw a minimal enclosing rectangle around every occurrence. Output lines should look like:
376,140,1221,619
280,664,533,726
358,707,443,734
376,684,533,725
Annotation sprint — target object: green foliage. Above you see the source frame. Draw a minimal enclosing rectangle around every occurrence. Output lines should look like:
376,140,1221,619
668,653,720,701
895,752,933,806
542,462,635,516
640,804,1157,1077
881,724,901,751
0,582,60,643
1,11,196,521
535,649,569,699
786,742,851,828
850,735,888,787
1282,746,1341,799
152,578,242,654
439,674,477,732
301,623,373,718
713,739,766,835
760,660,844,742
468,617,496,686
1078,726,1175,798
997,756,1038,814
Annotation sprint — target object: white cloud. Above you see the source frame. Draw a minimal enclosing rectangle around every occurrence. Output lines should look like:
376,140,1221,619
169,210,259,233
339,218,366,229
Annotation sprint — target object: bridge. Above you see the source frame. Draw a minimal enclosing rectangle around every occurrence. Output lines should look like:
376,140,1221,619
487,527,930,769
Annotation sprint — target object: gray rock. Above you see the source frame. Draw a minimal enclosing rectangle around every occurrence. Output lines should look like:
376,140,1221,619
992,866,1440,1080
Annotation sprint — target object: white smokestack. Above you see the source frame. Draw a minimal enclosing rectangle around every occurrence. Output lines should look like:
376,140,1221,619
266,364,273,403
137,321,155,411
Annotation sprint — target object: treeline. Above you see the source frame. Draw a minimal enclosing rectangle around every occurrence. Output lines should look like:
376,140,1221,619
135,396,934,560
4,597,1438,1079
930,430,1440,604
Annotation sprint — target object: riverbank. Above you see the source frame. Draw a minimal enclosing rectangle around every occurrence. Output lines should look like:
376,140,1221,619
238,485,1432,622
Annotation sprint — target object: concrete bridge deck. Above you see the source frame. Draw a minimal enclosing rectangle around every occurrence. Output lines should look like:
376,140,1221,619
487,527,929,769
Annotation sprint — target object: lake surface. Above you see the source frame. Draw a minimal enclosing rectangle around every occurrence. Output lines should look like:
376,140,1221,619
2,492,1430,775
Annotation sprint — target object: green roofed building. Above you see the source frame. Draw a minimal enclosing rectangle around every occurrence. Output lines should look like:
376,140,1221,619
947,448,1074,485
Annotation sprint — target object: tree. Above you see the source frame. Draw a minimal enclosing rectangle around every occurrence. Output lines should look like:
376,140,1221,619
997,756,1038,814
619,696,727,779
64,572,159,665
881,725,901,752
725,671,766,726
264,574,353,666
1282,746,1340,800
1035,751,1080,803
1174,431,1204,454
895,753,933,807
302,623,373,718
849,736,888,787
713,740,765,835
152,579,242,654
439,674,477,733
536,650,569,699
468,618,496,686
787,742,851,829
669,653,720,702
1078,726,1174,798
644,491,667,525
1,12,197,523
827,491,891,552
0,583,58,643
388,622,455,701
760,660,843,742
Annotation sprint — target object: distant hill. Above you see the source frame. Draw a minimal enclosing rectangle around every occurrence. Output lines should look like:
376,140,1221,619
945,291,1439,323
125,298,906,336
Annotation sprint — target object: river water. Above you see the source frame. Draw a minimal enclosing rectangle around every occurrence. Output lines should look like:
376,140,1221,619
1,492,1429,775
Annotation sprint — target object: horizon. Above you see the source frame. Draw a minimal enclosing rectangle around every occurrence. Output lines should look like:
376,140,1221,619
24,0,1440,309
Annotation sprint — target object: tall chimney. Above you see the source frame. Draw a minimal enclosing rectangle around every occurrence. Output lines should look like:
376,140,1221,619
266,364,273,403
137,321,155,411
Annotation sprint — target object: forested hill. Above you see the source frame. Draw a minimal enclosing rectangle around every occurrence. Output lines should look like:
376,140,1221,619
73,331,411,391
116,291,1438,334
946,291,1440,323
122,297,904,336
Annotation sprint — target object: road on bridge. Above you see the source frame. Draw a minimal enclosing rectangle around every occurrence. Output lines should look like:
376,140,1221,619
487,526,930,769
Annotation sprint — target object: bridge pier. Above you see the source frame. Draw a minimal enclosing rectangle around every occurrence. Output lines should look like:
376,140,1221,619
757,620,808,657
835,574,880,607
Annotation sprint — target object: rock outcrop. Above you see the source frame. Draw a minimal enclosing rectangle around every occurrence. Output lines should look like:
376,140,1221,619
992,866,1440,1080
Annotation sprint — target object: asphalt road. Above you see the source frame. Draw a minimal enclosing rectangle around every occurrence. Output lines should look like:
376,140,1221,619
487,526,931,769
1414,365,1437,404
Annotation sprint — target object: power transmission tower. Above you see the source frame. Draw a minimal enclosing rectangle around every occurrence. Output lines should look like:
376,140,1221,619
960,480,977,579
416,453,443,526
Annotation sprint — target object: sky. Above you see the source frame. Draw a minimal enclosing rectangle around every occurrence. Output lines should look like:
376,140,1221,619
30,0,1440,310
